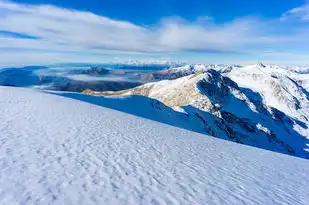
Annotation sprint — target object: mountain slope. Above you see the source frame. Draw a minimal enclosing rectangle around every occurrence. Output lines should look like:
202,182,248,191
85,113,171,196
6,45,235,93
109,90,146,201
0,67,42,87
84,67,309,159
0,86,308,205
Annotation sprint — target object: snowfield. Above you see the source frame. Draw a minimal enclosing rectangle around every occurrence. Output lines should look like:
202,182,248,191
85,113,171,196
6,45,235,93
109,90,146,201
0,86,309,205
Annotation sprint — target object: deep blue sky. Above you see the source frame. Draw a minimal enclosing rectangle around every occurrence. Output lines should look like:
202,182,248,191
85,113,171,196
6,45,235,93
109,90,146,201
12,0,305,24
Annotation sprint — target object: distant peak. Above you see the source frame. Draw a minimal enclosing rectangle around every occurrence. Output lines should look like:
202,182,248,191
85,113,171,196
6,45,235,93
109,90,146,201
109,59,186,67
257,62,266,68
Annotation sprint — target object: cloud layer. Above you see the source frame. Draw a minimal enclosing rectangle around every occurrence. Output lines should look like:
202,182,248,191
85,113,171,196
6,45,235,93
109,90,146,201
0,1,309,65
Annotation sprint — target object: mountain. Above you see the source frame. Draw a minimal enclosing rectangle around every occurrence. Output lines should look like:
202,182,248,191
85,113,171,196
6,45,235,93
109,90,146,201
68,67,112,76
0,63,187,92
0,66,144,92
84,64,309,159
0,66,45,87
0,86,308,205
1,63,309,158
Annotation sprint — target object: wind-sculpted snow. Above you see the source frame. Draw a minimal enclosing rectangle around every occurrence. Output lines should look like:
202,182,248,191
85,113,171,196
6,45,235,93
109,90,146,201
0,86,309,205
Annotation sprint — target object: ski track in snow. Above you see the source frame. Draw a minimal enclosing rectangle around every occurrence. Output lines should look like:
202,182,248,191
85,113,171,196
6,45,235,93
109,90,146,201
0,86,308,205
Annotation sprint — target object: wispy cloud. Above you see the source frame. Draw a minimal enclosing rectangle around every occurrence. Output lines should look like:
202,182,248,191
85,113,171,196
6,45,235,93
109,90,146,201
281,3,309,21
0,1,309,65
0,30,39,39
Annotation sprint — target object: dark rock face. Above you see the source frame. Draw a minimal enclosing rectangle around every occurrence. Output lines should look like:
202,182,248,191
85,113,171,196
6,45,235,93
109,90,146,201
197,69,238,104
68,67,111,76
81,67,111,76
257,63,266,68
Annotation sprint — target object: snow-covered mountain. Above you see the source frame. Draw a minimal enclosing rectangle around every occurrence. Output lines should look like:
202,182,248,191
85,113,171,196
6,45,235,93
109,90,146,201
1,63,309,158
109,59,184,68
84,64,309,159
0,86,308,205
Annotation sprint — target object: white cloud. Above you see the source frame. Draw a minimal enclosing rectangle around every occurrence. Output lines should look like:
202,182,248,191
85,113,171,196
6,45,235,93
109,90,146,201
281,3,309,21
0,1,309,65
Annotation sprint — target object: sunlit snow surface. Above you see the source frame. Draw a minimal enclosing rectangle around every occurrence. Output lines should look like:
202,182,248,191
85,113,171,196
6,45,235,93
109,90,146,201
0,86,308,205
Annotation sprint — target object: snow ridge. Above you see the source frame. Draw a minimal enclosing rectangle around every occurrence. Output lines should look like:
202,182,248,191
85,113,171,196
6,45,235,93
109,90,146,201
84,64,309,159
0,86,309,205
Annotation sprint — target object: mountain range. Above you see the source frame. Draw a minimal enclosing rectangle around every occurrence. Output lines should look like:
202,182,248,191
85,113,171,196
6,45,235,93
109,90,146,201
1,62,309,204
1,63,309,158
82,63,309,159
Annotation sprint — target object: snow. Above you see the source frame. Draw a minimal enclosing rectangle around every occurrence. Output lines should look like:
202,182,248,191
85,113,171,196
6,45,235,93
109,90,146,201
0,86,309,205
88,67,309,158
226,64,309,121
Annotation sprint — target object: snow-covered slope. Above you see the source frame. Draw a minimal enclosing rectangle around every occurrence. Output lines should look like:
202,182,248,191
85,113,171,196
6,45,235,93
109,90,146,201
226,64,309,119
0,86,308,205
85,65,309,159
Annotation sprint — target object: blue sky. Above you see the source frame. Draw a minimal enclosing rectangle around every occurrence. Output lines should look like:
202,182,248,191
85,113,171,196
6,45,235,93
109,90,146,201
0,0,309,65
11,0,304,24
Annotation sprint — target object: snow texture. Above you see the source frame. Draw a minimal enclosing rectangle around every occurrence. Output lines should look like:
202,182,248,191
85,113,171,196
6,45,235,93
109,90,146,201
0,86,308,205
